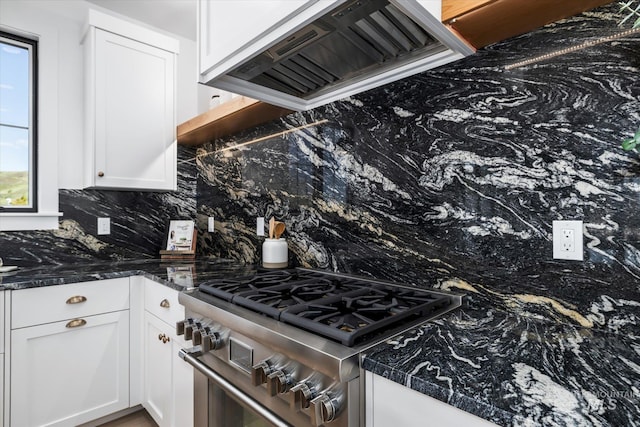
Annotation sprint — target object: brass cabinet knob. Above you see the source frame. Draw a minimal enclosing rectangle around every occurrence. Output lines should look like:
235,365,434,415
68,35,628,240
98,171,104,177
160,299,170,308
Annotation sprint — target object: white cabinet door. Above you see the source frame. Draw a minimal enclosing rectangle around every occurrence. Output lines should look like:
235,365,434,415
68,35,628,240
199,0,341,79
85,27,177,191
10,311,130,427
143,311,193,427
143,311,173,426
365,372,498,427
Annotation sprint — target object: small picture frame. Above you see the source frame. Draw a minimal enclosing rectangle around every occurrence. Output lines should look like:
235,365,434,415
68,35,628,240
160,220,196,260
166,220,195,251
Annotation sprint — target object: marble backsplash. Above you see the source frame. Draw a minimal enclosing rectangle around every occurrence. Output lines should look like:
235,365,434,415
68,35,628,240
0,146,197,266
194,3,640,333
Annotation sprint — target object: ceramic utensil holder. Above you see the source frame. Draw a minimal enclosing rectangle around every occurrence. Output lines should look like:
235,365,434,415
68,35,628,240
262,238,288,268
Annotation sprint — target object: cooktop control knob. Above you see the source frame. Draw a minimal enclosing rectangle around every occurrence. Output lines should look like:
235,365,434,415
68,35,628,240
310,392,340,426
192,329,203,346
201,330,223,352
184,319,197,341
175,319,187,336
289,382,317,411
267,369,294,396
177,318,196,339
251,361,274,387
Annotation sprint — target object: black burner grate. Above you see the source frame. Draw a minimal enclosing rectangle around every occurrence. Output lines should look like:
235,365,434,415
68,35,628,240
198,269,452,346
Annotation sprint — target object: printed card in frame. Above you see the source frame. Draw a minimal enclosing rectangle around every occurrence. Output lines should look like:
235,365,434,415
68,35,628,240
160,220,196,260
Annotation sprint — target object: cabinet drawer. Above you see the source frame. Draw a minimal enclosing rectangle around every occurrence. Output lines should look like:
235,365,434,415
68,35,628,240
144,280,184,326
12,278,130,329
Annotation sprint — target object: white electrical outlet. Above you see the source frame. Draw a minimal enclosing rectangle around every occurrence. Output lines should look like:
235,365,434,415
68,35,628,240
552,220,583,260
257,217,265,236
208,216,215,232
97,217,110,235
562,229,574,252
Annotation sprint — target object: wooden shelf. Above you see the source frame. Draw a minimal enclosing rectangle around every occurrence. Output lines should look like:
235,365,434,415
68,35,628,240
177,96,293,146
442,0,615,48
442,0,496,23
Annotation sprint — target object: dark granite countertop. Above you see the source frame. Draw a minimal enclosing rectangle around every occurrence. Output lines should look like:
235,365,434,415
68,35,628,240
0,257,256,291
2,259,638,426
361,283,640,426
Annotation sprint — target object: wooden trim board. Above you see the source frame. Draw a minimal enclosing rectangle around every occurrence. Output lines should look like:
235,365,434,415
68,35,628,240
177,96,292,146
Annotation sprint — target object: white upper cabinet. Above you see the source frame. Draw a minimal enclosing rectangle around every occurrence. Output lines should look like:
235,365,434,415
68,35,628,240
83,10,179,191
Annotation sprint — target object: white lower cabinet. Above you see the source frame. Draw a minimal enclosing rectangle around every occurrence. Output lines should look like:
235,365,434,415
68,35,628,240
365,371,498,427
11,311,130,427
9,278,131,427
5,277,193,427
142,280,193,427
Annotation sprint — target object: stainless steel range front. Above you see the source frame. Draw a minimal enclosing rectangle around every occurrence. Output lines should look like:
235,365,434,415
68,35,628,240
177,268,461,427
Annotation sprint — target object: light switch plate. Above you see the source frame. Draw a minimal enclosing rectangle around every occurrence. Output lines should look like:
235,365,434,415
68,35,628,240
208,216,215,232
256,217,265,236
97,217,110,235
552,220,583,260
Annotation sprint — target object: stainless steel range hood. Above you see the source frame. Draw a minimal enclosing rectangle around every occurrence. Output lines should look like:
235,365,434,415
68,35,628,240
202,0,475,111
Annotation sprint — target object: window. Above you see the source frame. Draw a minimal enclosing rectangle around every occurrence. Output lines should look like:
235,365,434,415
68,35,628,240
0,30,37,212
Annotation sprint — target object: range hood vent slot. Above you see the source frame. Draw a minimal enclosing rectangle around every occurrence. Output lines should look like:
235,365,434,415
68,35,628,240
270,26,327,60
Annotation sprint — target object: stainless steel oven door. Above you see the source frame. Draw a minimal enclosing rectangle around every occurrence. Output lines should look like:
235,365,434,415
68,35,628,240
180,349,290,427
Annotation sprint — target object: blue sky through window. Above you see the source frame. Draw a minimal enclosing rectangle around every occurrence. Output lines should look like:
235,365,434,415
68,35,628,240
0,40,30,172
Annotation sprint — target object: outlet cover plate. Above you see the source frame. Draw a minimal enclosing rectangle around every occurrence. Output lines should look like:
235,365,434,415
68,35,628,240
552,220,583,261
97,217,110,235
256,217,265,236
208,216,215,232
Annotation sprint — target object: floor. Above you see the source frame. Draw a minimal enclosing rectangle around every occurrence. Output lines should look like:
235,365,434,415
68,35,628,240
98,410,158,427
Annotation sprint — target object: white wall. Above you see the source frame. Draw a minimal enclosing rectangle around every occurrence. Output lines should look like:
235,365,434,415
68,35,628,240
0,0,202,190
1,0,63,230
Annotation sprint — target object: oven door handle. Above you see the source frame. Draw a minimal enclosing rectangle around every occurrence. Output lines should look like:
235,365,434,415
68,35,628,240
179,348,291,427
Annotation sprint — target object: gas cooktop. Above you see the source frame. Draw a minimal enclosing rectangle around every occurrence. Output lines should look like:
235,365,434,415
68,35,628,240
198,268,453,346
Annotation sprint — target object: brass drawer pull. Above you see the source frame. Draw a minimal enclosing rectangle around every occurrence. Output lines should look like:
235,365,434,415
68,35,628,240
66,318,87,328
66,295,87,304
160,299,170,308
158,333,170,343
